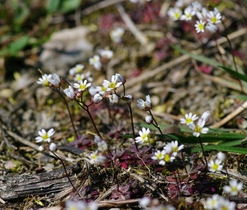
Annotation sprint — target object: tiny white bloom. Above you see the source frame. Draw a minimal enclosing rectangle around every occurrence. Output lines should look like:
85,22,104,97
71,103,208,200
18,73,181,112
74,74,85,82
207,9,221,24
200,111,210,123
180,6,195,21
137,95,152,111
168,7,182,21
139,197,151,207
145,115,153,124
110,27,125,43
189,118,209,137
63,86,75,100
223,179,243,196
208,159,223,172
180,113,198,125
73,80,91,92
93,93,103,103
103,74,122,91
217,152,226,162
195,20,206,33
49,142,57,152
205,194,220,209
170,141,184,156
97,141,108,152
191,2,202,12
99,49,113,59
37,74,50,86
108,93,119,104
135,127,151,143
206,23,218,32
47,73,61,87
89,55,102,70
218,198,236,210
89,151,106,164
152,150,165,160
35,128,55,143
69,64,84,76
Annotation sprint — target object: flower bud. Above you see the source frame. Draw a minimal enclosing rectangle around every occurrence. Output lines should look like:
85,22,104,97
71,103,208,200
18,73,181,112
49,143,57,152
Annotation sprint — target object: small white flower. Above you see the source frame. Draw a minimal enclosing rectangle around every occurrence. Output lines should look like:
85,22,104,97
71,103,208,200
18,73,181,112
189,118,209,137
139,197,151,208
223,179,243,196
205,194,220,209
89,55,102,70
206,23,218,32
69,64,84,76
159,152,175,166
137,95,152,111
108,93,119,104
93,93,103,103
200,111,210,123
38,145,44,151
195,20,206,33
145,115,153,124
89,151,106,164
63,86,75,100
170,141,184,156
217,152,226,162
37,74,50,86
73,80,91,92
49,143,57,152
97,141,108,152
180,6,195,21
47,73,61,87
65,200,98,210
191,2,202,12
208,159,223,172
135,127,150,143
115,73,126,84
110,27,125,43
99,49,113,59
152,150,165,160
180,113,198,125
103,74,122,91
196,7,208,20
35,128,55,143
168,7,182,21
218,198,236,210
207,9,221,24
74,74,85,82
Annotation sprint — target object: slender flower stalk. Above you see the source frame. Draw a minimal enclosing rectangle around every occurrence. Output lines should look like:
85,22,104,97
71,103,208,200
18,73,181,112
148,110,164,137
127,103,139,151
55,89,79,139
51,151,80,197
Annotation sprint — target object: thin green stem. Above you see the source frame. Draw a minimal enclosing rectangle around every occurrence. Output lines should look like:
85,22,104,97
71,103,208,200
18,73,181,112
199,136,208,167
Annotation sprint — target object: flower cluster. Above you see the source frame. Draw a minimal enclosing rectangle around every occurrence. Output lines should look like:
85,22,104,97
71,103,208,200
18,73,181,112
168,1,222,33
152,141,184,166
35,128,57,152
110,27,125,43
180,111,210,137
37,73,61,88
204,194,235,210
90,73,125,104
